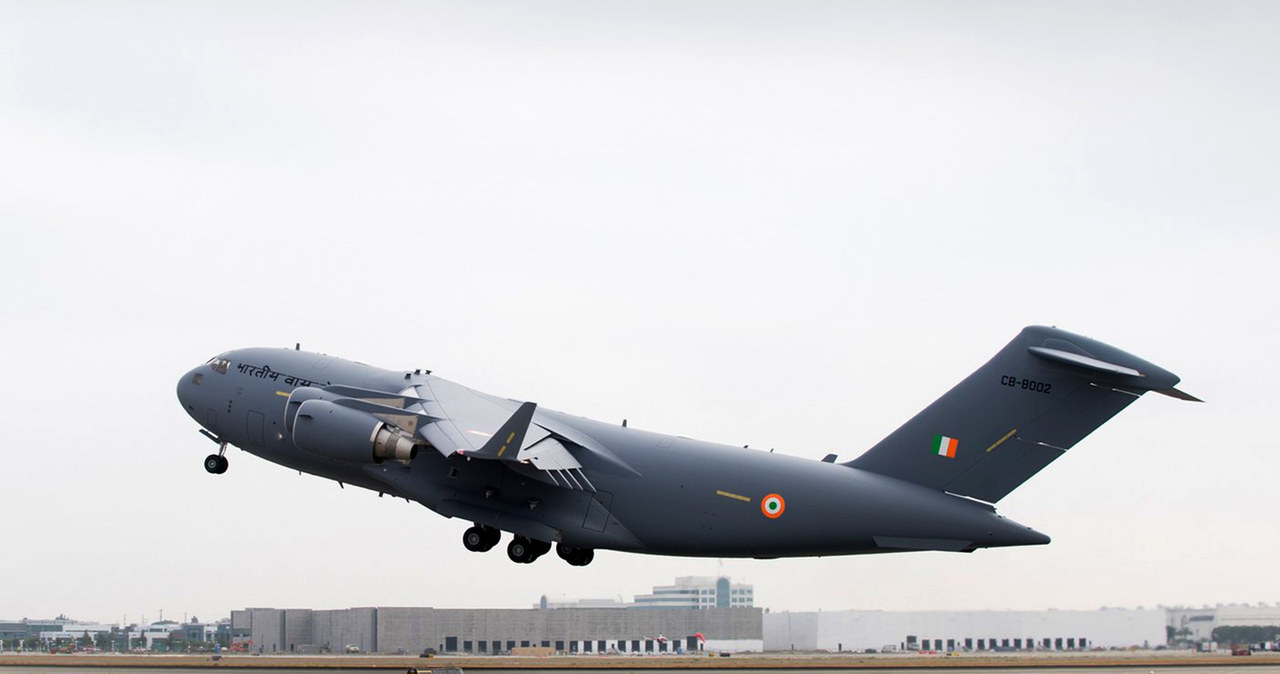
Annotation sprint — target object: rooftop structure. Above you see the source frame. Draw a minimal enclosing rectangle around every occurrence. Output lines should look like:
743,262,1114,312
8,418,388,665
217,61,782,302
536,595,628,609
633,576,754,609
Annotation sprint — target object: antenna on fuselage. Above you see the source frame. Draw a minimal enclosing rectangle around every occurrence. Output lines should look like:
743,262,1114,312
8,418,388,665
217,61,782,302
295,343,300,351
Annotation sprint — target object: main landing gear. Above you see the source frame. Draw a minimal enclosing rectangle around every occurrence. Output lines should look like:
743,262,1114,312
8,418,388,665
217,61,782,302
204,443,229,474
462,525,501,552
462,524,595,566
556,543,594,567
507,536,551,564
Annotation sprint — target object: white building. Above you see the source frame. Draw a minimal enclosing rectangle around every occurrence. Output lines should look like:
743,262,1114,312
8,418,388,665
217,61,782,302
765,608,1165,652
536,595,628,609
1168,604,1280,643
37,622,114,643
633,576,754,609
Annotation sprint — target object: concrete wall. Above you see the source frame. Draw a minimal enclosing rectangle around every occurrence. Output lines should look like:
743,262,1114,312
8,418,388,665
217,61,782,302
235,606,761,654
376,607,762,654
282,609,313,652
311,608,376,653
247,609,284,653
765,609,1165,652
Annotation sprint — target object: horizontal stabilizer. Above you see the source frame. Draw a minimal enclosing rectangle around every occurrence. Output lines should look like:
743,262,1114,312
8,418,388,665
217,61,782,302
1027,346,1143,377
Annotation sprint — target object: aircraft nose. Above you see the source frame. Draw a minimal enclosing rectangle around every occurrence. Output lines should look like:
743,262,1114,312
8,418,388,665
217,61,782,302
176,367,203,419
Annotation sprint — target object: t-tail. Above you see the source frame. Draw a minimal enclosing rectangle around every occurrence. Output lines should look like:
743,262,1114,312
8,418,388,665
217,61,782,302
847,326,1198,503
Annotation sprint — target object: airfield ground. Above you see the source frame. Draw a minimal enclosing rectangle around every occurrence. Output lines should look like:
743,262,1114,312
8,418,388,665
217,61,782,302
1,651,1278,670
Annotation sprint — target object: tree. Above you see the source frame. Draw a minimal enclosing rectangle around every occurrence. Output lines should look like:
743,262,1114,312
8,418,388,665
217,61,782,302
1211,626,1280,645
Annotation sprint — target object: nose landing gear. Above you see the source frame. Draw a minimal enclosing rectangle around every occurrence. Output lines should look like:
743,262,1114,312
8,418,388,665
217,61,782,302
204,453,228,474
204,440,229,474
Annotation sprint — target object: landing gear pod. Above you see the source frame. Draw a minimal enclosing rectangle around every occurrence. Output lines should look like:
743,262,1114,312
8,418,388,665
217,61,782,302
292,399,421,463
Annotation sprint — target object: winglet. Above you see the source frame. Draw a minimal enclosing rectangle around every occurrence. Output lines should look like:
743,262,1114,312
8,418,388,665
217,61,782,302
464,401,537,461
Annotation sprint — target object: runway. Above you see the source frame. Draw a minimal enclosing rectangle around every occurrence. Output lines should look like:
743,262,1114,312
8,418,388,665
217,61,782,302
3,652,1280,672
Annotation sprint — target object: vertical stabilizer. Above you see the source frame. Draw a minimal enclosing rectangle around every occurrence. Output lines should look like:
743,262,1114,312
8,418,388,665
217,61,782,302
847,326,1194,503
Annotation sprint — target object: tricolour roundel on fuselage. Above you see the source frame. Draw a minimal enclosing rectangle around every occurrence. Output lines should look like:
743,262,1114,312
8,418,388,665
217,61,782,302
761,493,785,519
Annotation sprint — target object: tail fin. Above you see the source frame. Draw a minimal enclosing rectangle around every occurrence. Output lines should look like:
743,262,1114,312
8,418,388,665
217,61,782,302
847,326,1197,503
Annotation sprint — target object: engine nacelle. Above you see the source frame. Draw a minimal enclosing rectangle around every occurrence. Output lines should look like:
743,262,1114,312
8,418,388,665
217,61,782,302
283,387,343,436
292,399,420,463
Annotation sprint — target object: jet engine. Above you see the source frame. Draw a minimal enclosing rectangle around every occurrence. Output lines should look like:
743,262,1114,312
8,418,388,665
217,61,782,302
283,387,342,435
291,399,421,463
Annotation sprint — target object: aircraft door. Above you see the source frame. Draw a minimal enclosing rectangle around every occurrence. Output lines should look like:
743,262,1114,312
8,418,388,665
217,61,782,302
582,491,613,532
247,410,265,447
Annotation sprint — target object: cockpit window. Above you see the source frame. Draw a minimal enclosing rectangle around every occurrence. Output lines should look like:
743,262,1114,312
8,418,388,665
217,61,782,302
206,357,231,374
191,373,204,385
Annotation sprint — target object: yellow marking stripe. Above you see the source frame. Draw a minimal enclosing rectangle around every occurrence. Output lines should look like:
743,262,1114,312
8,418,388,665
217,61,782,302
506,432,516,443
985,428,1018,453
497,445,508,457
275,391,290,398
716,490,751,503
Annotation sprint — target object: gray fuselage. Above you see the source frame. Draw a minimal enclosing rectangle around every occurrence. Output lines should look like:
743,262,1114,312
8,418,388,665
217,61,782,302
177,347,1048,559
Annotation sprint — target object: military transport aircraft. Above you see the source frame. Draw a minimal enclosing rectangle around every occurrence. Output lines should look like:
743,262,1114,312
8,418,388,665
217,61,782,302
176,326,1196,567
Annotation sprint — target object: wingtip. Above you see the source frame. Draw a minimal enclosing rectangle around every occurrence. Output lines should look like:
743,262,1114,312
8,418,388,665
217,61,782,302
1156,387,1203,402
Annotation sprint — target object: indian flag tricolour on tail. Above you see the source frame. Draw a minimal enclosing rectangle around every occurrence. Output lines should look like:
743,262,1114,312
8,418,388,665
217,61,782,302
932,435,958,458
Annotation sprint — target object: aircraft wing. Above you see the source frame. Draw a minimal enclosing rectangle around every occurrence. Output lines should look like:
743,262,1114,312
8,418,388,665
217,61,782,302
327,379,608,491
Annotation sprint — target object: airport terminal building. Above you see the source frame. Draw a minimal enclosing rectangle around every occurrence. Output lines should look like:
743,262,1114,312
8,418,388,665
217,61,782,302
765,608,1166,652
232,606,763,654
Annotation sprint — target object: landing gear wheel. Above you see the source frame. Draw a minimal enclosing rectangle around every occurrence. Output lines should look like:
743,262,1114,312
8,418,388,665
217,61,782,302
507,537,535,564
556,543,575,561
463,526,489,552
204,454,228,474
482,526,501,549
556,543,594,566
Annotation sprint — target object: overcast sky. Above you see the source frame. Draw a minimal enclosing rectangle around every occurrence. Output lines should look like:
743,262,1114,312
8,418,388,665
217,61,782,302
2,0,1277,626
